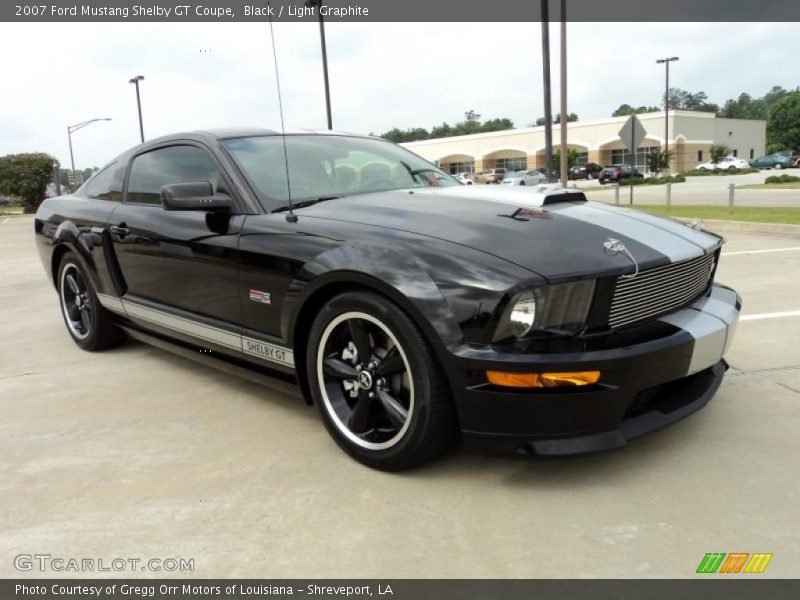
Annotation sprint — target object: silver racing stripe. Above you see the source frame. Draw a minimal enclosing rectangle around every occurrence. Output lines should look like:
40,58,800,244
660,286,740,375
93,293,294,368
546,202,716,263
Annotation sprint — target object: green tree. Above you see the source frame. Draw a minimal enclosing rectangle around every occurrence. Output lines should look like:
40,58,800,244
533,113,578,126
709,143,732,166
648,148,676,175
663,88,718,113
479,117,514,133
555,112,578,124
612,104,660,117
767,91,800,153
380,113,515,142
552,148,580,178
381,127,430,143
464,110,481,122
0,153,58,213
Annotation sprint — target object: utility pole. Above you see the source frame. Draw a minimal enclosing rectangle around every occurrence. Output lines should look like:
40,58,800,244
541,0,554,182
559,0,567,188
128,75,145,143
67,118,112,188
305,0,333,129
656,57,678,172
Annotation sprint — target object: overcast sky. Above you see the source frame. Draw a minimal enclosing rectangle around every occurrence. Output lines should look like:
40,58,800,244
0,22,797,169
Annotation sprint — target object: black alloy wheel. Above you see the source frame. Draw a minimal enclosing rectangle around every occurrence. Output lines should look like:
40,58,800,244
307,292,455,470
57,252,124,351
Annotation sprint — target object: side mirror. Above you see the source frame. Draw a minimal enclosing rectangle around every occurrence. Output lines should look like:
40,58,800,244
160,182,233,212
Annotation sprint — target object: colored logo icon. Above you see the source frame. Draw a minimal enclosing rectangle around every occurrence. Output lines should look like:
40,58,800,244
696,553,773,574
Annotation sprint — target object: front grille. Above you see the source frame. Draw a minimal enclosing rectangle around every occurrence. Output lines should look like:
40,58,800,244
608,252,716,328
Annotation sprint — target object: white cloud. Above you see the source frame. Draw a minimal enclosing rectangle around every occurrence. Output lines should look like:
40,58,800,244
0,21,796,169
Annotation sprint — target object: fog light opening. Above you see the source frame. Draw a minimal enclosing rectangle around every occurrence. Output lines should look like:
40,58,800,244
486,370,601,388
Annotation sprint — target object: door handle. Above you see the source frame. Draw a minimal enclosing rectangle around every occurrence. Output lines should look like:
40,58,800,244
110,224,130,238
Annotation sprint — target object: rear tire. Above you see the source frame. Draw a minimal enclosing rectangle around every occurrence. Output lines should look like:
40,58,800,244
307,291,456,470
57,251,124,351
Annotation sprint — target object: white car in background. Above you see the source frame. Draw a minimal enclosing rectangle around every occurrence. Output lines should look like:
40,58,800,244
696,156,750,170
501,170,546,186
455,172,475,184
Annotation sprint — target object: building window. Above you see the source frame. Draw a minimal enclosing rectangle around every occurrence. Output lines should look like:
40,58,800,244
750,149,755,159
495,157,527,171
446,161,475,174
698,150,703,162
610,146,659,173
732,149,738,157
575,152,589,165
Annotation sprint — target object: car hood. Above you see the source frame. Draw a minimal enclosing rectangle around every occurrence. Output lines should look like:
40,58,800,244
300,186,722,281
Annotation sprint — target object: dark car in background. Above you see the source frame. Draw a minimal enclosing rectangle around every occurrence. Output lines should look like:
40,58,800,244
34,128,739,470
599,164,645,184
568,163,602,180
749,153,794,170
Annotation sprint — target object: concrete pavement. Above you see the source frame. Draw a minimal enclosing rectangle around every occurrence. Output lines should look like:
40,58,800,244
1,215,798,579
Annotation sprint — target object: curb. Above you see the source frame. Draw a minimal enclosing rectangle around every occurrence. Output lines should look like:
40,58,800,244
673,218,800,237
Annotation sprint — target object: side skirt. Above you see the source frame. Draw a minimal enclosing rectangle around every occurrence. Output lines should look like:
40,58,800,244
120,325,303,400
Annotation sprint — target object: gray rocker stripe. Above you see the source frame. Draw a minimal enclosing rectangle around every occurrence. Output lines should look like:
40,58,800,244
95,293,295,368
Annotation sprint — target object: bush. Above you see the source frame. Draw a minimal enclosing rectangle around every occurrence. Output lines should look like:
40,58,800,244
681,167,759,176
764,174,800,184
618,174,685,186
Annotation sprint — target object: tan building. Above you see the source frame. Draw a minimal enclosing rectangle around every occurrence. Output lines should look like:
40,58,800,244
402,111,766,175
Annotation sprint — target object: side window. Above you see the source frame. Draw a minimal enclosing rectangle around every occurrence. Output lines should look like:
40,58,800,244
85,163,120,200
126,145,221,206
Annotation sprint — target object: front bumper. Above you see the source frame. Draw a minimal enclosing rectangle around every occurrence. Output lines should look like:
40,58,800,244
443,284,740,456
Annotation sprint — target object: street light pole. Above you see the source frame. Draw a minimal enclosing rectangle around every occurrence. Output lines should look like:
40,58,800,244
128,75,145,142
656,57,678,172
305,0,332,129
541,0,554,182
66,118,112,188
559,0,567,188
67,126,76,178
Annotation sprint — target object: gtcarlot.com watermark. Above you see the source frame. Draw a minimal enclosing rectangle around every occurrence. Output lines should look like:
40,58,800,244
14,554,194,573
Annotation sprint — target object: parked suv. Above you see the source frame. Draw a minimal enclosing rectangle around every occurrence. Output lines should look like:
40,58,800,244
477,168,506,184
568,163,602,180
599,164,644,184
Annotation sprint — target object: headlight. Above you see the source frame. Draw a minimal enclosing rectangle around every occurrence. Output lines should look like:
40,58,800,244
494,279,596,341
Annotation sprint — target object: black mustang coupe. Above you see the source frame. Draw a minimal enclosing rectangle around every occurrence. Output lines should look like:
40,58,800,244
35,129,740,470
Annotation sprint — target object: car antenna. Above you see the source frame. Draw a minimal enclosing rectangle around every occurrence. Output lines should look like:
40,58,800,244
268,5,297,223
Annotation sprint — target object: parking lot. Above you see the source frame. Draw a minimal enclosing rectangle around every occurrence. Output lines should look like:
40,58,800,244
574,171,800,207
1,214,798,579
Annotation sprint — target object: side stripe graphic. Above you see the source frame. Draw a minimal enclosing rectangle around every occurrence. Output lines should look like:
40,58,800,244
94,293,294,369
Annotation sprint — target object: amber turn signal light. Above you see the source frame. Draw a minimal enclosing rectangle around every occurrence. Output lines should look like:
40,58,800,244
486,370,601,388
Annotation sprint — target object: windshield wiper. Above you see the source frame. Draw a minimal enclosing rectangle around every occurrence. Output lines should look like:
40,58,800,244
272,195,341,213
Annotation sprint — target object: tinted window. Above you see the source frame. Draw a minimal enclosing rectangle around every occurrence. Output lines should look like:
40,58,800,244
85,163,119,200
127,145,221,205
222,135,457,208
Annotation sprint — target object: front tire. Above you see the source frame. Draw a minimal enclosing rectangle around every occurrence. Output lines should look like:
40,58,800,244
307,291,455,470
57,252,124,351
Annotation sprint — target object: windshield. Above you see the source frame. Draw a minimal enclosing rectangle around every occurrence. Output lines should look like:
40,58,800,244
504,171,519,178
222,134,458,209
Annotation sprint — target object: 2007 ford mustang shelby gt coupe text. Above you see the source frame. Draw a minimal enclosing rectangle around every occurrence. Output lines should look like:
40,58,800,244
35,129,740,470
